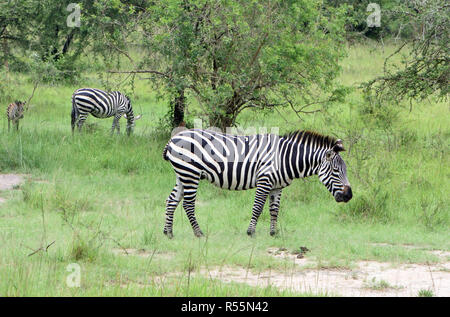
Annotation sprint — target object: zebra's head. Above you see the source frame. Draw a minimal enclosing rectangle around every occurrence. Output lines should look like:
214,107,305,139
15,101,25,118
318,139,352,203
123,96,141,135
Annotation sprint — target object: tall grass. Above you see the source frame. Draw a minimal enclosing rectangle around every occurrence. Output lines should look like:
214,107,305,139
0,43,448,296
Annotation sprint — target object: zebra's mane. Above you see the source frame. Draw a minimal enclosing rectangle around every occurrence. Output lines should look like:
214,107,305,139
282,130,337,148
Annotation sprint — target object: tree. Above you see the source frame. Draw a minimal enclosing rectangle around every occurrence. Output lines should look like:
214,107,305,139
364,0,449,101
0,0,36,69
136,0,349,129
1,0,141,80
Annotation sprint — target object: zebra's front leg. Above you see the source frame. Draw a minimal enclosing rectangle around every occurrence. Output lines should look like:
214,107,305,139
247,180,272,236
111,114,122,135
269,189,282,236
163,179,184,239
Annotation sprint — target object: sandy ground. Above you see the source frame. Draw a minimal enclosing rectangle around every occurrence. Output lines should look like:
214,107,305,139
111,245,449,296
199,247,450,297
0,174,27,205
0,174,26,191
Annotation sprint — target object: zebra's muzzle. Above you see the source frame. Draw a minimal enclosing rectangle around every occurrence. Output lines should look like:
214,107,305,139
335,186,352,203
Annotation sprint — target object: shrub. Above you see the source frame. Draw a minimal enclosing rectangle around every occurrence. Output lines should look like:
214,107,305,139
336,184,391,223
418,195,448,230
417,289,434,297
69,232,100,262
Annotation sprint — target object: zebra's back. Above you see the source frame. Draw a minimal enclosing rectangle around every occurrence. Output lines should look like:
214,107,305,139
72,88,125,118
6,102,24,121
165,129,281,190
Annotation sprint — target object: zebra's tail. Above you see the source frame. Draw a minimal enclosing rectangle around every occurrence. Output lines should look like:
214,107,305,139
71,95,79,133
162,142,170,161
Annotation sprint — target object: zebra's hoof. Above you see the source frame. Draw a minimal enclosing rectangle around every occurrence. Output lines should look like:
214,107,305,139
270,230,277,236
164,230,173,239
247,229,255,237
194,231,204,238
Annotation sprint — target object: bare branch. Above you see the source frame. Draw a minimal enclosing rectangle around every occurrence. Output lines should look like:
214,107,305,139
27,240,56,257
107,69,171,79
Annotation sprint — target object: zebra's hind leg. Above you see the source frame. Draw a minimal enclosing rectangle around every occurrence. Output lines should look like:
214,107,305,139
247,179,272,236
76,114,88,132
71,113,79,135
164,178,184,239
269,189,282,236
181,178,203,237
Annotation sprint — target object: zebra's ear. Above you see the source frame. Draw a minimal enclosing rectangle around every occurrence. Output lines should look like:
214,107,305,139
135,115,142,120
333,139,346,152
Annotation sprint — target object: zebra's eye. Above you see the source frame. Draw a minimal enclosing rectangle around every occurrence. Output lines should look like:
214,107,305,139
325,151,334,161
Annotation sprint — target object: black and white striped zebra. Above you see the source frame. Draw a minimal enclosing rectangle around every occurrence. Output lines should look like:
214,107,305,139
162,128,352,238
6,101,25,132
71,88,141,135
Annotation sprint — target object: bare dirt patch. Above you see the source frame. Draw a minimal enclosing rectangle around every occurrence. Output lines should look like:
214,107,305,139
196,247,450,297
0,174,27,205
107,245,449,296
0,174,26,191
429,250,450,259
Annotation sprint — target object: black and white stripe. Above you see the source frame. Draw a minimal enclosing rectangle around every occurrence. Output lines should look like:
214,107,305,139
6,101,25,132
163,128,352,237
71,88,136,135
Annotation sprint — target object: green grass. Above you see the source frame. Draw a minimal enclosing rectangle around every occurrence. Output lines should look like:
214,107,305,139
363,278,403,291
417,289,434,297
0,43,448,296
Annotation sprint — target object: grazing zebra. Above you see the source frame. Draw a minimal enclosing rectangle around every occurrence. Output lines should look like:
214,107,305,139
71,88,141,135
162,128,352,238
6,101,25,132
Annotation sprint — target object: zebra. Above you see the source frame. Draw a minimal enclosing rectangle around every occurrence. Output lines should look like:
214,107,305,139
71,88,141,135
6,101,25,132
162,128,352,238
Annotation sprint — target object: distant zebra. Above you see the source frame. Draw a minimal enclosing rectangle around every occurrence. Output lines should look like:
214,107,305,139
71,88,141,135
162,129,352,238
6,101,25,132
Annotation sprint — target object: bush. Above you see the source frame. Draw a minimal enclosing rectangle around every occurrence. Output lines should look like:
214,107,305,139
69,232,100,262
336,184,391,223
418,195,448,230
359,97,399,130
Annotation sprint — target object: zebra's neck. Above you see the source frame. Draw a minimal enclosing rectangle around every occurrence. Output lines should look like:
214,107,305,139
280,131,336,179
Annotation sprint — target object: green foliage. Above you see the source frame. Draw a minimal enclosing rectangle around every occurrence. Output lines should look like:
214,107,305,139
326,0,410,39
69,231,101,262
359,96,399,130
139,0,349,128
364,0,449,102
0,0,142,84
417,195,448,231
364,277,402,291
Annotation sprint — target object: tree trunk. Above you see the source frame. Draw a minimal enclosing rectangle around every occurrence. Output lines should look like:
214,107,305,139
172,89,185,127
2,31,9,72
62,30,75,55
